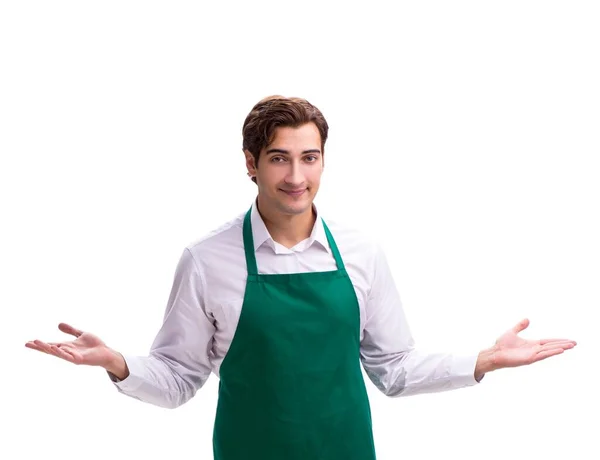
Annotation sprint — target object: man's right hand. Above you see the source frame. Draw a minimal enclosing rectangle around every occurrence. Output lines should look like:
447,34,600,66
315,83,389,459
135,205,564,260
25,322,130,380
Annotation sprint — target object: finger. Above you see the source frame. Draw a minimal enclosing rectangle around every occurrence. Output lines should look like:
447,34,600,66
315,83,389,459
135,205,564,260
26,341,74,353
540,340,576,349
58,323,83,338
532,348,564,363
56,343,80,356
32,339,55,354
49,344,77,363
26,340,79,364
34,340,78,363
25,341,49,353
539,342,576,353
59,346,83,364
512,318,530,334
540,338,577,346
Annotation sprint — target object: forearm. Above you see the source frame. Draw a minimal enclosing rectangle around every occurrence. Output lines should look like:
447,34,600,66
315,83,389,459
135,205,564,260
362,349,480,397
109,350,209,409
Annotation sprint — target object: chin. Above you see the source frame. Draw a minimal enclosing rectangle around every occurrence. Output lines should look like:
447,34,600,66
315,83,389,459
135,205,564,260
277,201,312,216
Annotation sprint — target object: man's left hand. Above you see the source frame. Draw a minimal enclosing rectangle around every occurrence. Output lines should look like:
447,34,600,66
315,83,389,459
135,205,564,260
474,318,576,381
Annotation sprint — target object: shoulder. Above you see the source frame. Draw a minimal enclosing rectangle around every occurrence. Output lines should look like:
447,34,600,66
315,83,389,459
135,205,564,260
182,210,246,271
321,210,379,252
321,212,383,270
320,212,390,300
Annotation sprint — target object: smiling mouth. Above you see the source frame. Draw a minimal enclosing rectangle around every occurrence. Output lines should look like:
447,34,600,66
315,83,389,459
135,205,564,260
281,189,306,197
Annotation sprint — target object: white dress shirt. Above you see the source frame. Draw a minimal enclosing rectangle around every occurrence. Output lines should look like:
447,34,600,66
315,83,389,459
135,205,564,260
112,200,480,408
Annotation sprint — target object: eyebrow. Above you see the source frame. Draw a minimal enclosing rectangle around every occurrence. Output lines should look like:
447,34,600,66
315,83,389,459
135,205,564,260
265,148,321,155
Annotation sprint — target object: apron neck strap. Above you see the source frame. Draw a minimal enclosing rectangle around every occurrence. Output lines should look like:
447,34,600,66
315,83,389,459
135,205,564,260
243,208,259,276
242,207,346,276
322,219,345,270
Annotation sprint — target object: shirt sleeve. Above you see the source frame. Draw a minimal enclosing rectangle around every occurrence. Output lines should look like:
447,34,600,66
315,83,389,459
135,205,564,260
360,243,481,397
108,247,215,408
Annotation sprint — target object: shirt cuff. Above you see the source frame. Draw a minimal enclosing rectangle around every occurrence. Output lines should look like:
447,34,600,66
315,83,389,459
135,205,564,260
450,354,481,387
107,354,145,393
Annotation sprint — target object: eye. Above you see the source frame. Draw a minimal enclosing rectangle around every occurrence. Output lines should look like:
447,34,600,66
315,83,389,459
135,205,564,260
305,155,318,162
270,156,286,163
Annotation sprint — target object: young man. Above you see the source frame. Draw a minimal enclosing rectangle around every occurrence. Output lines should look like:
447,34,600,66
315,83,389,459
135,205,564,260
26,95,577,459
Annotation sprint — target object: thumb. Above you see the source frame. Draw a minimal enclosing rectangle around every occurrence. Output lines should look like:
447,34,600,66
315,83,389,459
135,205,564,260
58,322,84,338
512,318,530,334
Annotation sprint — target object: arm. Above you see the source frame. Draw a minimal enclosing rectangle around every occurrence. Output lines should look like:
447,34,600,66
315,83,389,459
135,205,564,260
359,244,577,396
109,247,215,409
360,243,480,397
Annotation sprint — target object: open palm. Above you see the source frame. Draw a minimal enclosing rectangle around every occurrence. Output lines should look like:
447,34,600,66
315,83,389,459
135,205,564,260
25,323,113,367
492,318,576,369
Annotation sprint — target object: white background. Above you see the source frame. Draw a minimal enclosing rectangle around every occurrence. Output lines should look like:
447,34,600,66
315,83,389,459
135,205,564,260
1,1,598,459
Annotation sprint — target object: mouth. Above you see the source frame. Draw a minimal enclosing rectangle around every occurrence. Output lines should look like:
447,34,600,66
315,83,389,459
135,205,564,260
280,188,307,197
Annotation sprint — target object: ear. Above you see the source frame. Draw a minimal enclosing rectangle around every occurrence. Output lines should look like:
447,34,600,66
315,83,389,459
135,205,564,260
244,149,257,177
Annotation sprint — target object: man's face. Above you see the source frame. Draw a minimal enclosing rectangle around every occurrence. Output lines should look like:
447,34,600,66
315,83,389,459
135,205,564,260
246,122,324,217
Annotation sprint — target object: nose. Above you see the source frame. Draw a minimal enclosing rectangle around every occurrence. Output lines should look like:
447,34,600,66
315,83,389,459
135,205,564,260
284,160,305,186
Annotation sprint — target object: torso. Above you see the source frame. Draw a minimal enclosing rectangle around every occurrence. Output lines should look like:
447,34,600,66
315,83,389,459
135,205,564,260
187,208,379,376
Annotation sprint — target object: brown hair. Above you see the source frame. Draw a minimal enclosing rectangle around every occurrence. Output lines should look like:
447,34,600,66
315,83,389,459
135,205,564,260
242,95,329,182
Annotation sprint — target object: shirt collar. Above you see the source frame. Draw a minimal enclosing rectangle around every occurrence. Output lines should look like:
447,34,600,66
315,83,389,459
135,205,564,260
250,199,330,254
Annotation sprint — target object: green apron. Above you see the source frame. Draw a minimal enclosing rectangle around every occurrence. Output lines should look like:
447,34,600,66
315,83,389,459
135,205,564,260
213,208,377,459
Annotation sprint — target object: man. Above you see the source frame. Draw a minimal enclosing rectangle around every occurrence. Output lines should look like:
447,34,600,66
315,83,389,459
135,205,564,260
26,95,577,459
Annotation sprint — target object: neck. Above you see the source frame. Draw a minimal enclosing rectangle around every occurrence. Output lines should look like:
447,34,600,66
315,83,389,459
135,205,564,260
256,198,316,249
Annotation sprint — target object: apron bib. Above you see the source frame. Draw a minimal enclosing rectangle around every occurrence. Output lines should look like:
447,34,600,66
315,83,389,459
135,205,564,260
213,209,377,459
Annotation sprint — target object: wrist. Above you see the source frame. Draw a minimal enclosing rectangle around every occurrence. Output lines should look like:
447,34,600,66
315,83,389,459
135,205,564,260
104,348,129,380
475,346,498,381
